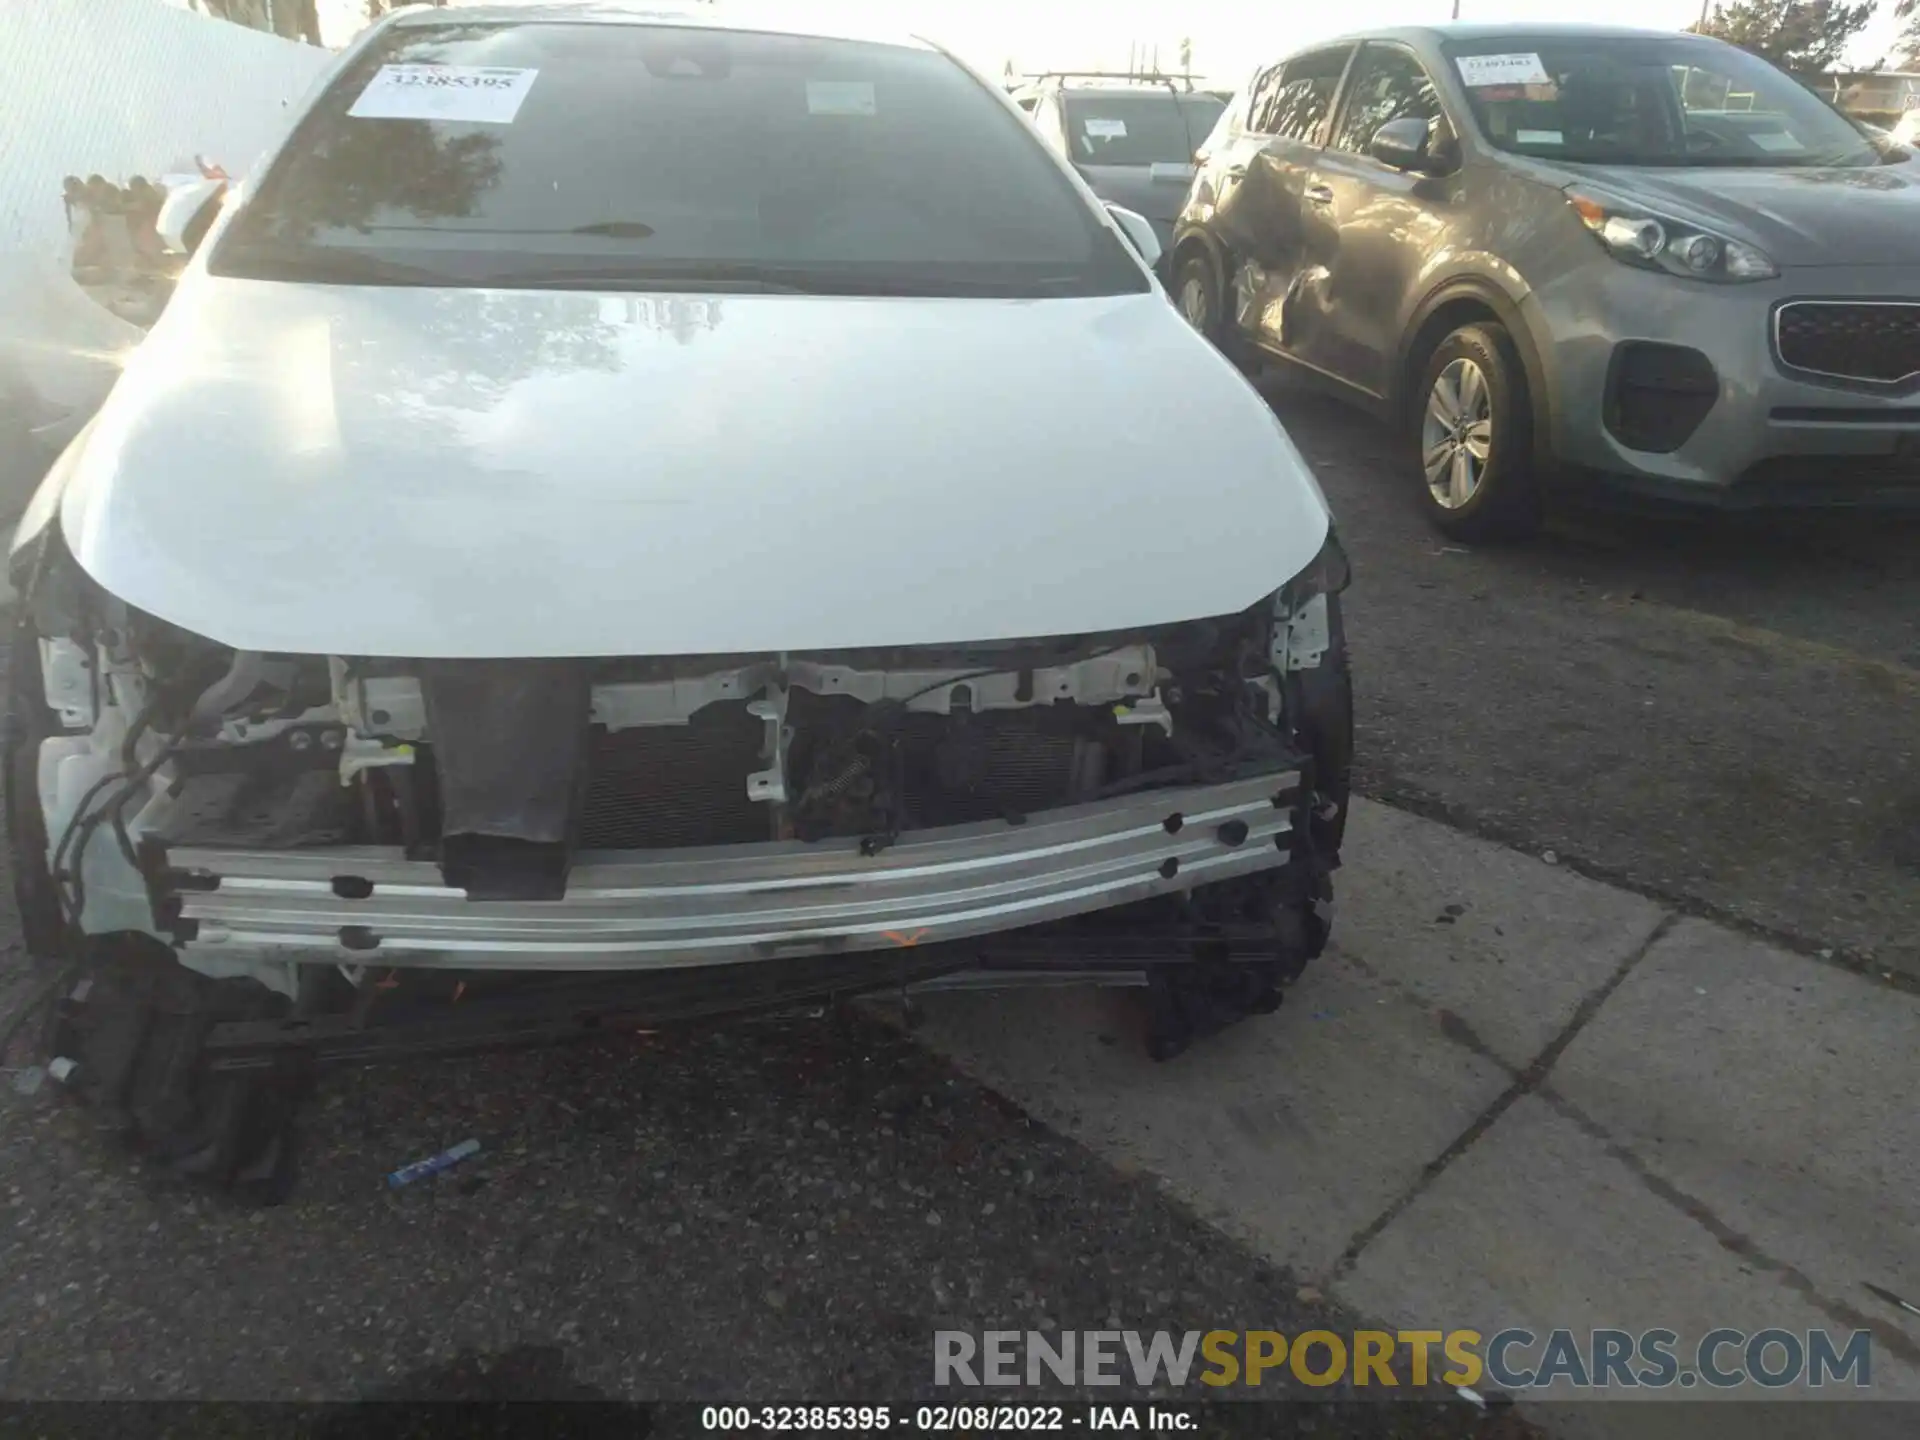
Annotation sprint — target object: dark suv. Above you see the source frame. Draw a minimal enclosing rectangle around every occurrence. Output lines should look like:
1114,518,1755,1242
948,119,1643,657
1168,24,1920,540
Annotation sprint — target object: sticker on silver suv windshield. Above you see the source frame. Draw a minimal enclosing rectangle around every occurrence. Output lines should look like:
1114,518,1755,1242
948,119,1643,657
806,81,877,116
1455,53,1551,88
348,65,540,124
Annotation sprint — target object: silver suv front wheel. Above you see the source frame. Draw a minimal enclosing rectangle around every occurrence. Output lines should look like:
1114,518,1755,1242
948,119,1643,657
1421,358,1492,510
1172,249,1254,372
1177,269,1212,331
1409,322,1540,542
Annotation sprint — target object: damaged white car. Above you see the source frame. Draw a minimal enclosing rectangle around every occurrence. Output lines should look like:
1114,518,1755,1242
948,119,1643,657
5,2,1351,1199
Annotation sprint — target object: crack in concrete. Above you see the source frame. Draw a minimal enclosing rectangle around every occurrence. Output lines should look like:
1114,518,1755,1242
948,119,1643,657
1328,911,1680,1280
1533,1085,1920,1372
1336,915,1920,1372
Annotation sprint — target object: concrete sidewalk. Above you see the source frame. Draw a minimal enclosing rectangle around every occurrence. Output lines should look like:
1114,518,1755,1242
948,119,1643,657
914,799,1920,1432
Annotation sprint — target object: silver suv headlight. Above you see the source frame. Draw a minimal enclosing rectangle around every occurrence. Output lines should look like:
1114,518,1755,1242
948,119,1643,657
1567,189,1778,283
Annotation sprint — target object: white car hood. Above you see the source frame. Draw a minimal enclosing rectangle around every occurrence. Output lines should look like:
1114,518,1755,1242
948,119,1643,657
54,276,1329,658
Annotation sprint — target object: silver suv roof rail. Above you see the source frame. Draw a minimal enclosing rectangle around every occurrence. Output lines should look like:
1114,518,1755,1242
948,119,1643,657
1022,71,1201,94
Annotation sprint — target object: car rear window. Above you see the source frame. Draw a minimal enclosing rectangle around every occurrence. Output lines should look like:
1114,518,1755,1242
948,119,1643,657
1062,93,1226,166
212,20,1147,297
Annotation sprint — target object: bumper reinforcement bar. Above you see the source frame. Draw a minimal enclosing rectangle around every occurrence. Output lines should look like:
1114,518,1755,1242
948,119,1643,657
161,771,1300,970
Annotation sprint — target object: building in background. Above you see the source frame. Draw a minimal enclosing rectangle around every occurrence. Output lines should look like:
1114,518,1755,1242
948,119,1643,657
1812,69,1920,125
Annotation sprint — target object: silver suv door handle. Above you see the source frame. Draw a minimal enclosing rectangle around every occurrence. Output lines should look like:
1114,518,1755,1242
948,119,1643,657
1305,183,1334,206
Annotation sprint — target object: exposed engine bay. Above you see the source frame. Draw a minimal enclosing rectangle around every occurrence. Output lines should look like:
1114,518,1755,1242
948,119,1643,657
6,529,1349,1197
43,627,1266,910
19,527,1343,950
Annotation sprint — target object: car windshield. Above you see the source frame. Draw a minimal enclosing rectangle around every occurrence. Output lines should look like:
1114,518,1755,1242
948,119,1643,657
1443,35,1886,167
1062,93,1226,166
211,20,1147,297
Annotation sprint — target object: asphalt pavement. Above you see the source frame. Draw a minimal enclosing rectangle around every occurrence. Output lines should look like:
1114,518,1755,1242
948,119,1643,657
0,972,1500,1434
1266,377,1920,981
1,378,1915,1431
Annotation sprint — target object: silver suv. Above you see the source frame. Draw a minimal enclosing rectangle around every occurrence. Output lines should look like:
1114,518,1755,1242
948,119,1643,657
1015,74,1226,263
1169,23,1920,540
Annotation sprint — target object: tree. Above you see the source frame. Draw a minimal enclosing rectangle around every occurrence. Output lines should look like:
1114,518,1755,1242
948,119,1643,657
365,0,447,18
281,0,319,43
193,0,322,44
262,122,504,238
1896,0,1920,70
1690,0,1875,71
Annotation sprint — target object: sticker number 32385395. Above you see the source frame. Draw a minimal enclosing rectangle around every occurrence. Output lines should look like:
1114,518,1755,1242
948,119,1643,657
348,65,541,124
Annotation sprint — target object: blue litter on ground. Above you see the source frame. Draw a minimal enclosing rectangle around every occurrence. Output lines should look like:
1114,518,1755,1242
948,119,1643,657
388,1138,481,1189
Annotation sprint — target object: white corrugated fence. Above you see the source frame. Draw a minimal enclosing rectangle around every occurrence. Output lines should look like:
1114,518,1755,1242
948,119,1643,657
0,0,334,256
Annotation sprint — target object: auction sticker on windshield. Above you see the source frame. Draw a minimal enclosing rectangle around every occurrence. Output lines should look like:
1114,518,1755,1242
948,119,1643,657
1455,53,1551,88
348,65,540,124
806,80,877,115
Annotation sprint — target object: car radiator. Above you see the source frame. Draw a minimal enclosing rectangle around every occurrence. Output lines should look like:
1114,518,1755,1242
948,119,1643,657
579,704,1089,848
580,704,770,848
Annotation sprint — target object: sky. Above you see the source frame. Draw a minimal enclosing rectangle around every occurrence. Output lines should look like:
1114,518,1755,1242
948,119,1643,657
311,0,1912,82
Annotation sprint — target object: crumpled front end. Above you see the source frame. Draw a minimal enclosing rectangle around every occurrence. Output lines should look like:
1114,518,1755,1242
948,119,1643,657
11,525,1348,1066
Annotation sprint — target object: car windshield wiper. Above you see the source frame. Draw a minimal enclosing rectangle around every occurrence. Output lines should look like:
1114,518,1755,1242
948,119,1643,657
1796,149,1881,168
1680,154,1838,168
213,244,455,286
840,276,1098,299
406,221,660,239
475,263,823,294
475,264,1099,298
567,221,657,239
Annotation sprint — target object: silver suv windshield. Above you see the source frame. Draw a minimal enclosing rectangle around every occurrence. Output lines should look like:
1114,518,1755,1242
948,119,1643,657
1444,35,1887,168
211,20,1147,297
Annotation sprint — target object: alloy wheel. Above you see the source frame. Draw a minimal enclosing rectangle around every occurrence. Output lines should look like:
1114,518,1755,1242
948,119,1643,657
1178,271,1211,331
1421,358,1493,510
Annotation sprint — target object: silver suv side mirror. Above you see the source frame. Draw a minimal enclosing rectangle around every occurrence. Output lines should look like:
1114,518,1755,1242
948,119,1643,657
1368,117,1434,172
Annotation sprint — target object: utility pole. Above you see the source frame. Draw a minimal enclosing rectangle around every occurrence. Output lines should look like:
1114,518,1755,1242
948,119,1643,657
1451,0,1462,18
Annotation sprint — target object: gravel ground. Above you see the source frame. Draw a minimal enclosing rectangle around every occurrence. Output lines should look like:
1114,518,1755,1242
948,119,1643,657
0,975,1518,1437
